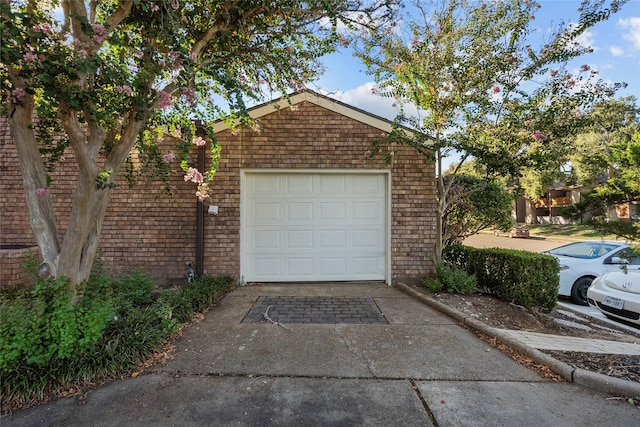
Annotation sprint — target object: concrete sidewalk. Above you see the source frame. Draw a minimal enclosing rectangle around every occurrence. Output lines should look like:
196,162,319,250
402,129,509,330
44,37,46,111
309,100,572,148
4,283,639,426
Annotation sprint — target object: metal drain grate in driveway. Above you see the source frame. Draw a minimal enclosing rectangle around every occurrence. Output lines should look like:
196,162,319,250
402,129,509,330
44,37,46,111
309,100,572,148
242,296,387,324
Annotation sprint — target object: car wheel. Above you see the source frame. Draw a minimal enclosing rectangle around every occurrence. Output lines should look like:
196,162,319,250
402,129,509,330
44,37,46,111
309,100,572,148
494,230,499,236
570,277,593,306
508,232,513,238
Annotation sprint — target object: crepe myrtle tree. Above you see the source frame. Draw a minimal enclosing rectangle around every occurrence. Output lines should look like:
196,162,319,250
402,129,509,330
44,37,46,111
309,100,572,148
353,0,627,262
0,0,396,297
442,174,513,246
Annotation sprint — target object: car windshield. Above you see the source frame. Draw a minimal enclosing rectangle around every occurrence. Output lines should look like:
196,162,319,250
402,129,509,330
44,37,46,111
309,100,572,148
546,242,621,259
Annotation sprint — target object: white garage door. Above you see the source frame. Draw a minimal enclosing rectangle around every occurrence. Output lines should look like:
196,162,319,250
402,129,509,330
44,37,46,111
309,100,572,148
242,171,388,282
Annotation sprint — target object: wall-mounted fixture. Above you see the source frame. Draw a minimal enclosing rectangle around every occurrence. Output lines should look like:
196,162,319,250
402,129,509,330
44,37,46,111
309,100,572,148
208,205,219,215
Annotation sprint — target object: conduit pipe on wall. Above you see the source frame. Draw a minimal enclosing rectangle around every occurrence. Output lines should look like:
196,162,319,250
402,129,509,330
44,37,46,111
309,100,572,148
196,124,205,278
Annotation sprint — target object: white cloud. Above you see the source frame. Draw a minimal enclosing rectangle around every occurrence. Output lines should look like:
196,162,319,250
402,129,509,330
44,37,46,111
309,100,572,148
609,46,624,56
569,25,598,51
619,17,640,50
323,83,404,121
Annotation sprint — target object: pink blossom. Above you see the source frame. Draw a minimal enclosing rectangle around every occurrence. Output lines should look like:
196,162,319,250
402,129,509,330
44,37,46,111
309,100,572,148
192,136,206,147
157,91,172,109
492,85,500,94
550,69,558,77
162,153,175,163
532,130,547,141
181,88,196,106
7,88,27,103
171,0,179,9
580,64,590,72
196,184,210,201
33,23,52,36
151,4,160,12
524,120,531,126
36,188,49,196
92,23,108,43
23,52,38,62
184,167,203,183
168,51,183,71
115,85,133,96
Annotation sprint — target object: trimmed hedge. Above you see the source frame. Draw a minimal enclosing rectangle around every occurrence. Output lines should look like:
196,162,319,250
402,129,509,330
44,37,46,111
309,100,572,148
443,245,559,312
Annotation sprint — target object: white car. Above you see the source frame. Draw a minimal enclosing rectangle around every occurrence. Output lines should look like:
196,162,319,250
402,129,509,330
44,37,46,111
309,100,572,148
543,241,639,305
588,270,640,326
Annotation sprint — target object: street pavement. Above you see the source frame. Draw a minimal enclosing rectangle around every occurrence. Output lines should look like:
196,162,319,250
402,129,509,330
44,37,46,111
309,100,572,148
4,282,639,427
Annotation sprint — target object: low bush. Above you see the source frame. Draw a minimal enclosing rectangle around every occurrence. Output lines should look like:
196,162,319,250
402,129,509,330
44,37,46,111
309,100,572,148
424,261,477,294
0,272,234,409
442,245,559,312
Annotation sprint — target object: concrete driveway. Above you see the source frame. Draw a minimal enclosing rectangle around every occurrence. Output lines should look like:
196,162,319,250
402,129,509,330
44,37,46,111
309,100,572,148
4,283,639,426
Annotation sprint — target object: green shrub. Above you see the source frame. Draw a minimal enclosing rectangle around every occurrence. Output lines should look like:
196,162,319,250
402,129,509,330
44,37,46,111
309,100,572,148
424,261,477,294
0,274,112,371
1,273,234,406
112,271,155,312
443,244,559,312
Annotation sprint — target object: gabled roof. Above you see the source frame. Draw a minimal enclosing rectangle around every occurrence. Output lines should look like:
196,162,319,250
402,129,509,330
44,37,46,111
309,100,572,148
213,89,400,134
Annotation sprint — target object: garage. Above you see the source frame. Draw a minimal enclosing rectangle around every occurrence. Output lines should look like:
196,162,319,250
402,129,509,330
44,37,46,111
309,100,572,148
241,170,390,283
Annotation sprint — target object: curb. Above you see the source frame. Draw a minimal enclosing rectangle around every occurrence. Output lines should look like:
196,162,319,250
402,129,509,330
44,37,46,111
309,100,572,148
395,282,640,398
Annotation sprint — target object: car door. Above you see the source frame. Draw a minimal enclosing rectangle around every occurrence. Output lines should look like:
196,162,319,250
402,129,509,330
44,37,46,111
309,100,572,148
603,247,640,273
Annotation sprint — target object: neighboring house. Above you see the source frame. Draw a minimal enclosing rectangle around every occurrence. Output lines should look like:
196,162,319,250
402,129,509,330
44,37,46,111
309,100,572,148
514,184,639,225
0,90,436,288
514,185,590,225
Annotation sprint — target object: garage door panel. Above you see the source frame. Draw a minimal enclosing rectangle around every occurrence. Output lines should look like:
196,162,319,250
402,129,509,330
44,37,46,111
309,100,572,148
320,258,348,275
321,202,347,220
287,203,313,221
354,175,380,192
254,258,281,277
254,230,281,248
287,230,313,248
288,258,314,276
287,175,313,193
353,229,381,247
253,202,281,222
243,172,387,282
320,230,347,248
353,257,383,276
320,175,347,193
254,175,280,194
353,201,382,220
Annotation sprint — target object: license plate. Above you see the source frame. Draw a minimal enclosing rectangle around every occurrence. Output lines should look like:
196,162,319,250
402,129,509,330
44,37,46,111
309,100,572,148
602,296,624,310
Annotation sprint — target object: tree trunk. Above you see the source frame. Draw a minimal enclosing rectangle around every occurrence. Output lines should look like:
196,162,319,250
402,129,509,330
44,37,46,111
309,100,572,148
528,199,539,224
8,97,61,276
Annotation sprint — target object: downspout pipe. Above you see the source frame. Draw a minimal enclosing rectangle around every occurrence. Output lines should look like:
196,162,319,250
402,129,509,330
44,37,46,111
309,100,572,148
196,129,205,278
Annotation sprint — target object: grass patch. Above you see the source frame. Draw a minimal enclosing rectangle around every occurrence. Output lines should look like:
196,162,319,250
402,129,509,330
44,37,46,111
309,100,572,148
521,224,623,241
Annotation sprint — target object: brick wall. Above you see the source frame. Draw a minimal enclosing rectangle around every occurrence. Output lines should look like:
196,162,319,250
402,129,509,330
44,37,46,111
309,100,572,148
206,100,436,282
1,96,436,287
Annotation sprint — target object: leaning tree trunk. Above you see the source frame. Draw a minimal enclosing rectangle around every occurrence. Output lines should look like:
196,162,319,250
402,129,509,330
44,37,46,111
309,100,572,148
8,94,61,277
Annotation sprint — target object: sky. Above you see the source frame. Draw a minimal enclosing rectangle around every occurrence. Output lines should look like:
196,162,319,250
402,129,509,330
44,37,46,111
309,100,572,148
311,0,640,123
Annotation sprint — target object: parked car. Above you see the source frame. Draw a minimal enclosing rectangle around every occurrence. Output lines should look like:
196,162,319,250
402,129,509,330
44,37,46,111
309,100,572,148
494,226,530,238
588,270,640,326
543,241,639,305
